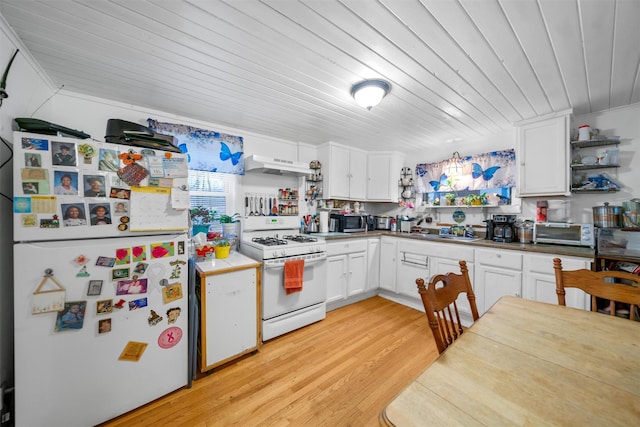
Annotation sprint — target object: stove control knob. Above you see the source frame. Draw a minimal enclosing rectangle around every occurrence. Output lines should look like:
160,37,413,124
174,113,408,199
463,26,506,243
280,250,287,257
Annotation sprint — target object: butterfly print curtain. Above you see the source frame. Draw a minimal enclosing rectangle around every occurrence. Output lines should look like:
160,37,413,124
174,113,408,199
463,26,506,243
415,149,515,193
147,119,244,175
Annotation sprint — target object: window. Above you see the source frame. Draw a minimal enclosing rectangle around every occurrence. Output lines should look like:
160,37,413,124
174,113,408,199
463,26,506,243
188,170,236,232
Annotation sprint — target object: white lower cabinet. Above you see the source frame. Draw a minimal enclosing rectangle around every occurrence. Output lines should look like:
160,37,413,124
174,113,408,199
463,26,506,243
522,253,590,309
475,248,523,314
367,238,380,290
430,255,475,319
326,239,368,303
379,236,398,292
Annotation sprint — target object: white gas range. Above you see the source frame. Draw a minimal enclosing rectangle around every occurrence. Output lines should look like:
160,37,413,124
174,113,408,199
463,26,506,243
240,216,327,341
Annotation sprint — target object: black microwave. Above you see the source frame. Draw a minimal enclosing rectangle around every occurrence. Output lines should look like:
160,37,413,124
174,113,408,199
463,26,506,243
329,214,367,233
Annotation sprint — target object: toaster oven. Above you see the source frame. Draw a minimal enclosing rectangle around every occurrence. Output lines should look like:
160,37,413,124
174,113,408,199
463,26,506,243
533,222,595,248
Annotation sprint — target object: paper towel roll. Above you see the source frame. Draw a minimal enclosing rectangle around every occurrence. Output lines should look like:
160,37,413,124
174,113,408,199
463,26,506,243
319,211,329,233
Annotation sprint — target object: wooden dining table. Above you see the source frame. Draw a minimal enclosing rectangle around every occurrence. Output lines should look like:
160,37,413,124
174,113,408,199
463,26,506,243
381,295,640,426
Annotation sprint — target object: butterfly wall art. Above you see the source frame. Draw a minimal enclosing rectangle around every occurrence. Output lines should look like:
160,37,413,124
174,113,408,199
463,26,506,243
220,142,243,166
147,118,245,174
415,149,516,193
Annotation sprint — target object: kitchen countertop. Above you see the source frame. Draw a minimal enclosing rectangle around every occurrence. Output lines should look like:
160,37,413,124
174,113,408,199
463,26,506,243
195,251,262,276
310,230,595,258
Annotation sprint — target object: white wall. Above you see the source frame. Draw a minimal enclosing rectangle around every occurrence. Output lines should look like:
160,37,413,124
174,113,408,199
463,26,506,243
401,105,639,227
0,15,57,390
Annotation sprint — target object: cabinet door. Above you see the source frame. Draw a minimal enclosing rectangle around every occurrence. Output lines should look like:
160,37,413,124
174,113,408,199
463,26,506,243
349,151,367,199
347,251,368,297
523,254,589,309
475,264,522,314
367,238,380,290
366,153,402,201
329,145,351,199
396,250,429,299
517,113,570,197
326,254,347,303
204,269,257,368
379,237,397,291
430,257,475,318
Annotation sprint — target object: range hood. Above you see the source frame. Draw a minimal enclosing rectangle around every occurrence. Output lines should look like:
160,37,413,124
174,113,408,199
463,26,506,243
244,154,311,176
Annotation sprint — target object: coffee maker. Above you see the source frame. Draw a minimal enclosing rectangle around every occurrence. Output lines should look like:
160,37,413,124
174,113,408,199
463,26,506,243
491,214,517,243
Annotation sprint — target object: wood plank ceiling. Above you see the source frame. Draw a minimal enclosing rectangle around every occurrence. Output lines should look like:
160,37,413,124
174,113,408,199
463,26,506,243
1,0,639,154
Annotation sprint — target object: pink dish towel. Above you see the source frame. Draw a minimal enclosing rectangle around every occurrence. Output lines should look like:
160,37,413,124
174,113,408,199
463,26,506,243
284,259,305,295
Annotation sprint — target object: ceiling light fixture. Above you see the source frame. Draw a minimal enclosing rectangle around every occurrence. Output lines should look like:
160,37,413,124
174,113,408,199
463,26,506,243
350,79,390,110
445,151,463,177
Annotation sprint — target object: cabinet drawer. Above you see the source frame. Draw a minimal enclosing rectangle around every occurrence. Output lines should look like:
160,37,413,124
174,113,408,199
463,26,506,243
526,254,590,274
476,248,522,270
327,239,368,256
433,244,474,262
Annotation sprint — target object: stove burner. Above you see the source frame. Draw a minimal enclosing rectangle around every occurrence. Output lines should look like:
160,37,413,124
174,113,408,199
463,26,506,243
252,237,288,246
282,234,318,243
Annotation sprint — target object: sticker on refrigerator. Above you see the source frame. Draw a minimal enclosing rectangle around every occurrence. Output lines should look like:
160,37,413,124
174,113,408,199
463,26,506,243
158,326,183,349
53,171,79,196
162,283,183,304
98,318,112,334
87,280,103,296
32,269,66,314
54,301,87,332
99,148,120,172
132,245,146,262
22,136,49,150
96,256,116,267
148,310,163,326
129,297,148,310
21,168,50,195
150,242,174,258
115,248,130,265
24,152,42,167
39,214,60,229
118,341,148,362
78,143,97,164
89,203,112,226
166,307,181,324
61,204,87,227
14,197,31,213
116,277,147,295
111,268,130,280
51,141,77,167
96,299,113,315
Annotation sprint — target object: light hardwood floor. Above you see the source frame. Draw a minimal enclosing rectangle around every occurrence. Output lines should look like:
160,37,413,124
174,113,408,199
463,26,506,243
99,296,437,426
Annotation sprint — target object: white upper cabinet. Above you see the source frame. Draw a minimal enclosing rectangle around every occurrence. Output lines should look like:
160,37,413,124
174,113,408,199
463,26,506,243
317,142,366,200
515,110,572,197
367,152,404,202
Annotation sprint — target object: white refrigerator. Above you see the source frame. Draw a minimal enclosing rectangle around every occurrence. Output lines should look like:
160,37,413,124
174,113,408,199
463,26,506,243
12,131,190,426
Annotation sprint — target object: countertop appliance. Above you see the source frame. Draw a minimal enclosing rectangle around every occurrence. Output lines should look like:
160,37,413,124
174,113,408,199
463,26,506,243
240,216,327,341
375,215,393,230
492,214,517,243
533,222,595,248
12,132,190,426
330,213,367,233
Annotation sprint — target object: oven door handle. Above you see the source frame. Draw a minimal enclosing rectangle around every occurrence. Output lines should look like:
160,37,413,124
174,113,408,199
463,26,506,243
264,256,327,269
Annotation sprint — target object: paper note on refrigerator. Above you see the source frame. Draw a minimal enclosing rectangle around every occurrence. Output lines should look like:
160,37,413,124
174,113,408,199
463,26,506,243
129,187,188,231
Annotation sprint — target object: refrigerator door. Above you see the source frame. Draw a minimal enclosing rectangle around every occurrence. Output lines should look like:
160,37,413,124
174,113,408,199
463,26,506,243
14,234,189,426
13,131,189,242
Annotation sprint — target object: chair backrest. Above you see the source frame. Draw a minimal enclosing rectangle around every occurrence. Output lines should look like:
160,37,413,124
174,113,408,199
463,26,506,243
553,258,640,320
416,260,480,354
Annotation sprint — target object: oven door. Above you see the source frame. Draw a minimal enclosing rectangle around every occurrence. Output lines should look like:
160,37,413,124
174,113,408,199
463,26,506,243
262,254,327,320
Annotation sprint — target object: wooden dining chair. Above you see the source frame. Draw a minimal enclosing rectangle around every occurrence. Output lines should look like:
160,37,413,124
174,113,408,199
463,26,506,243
416,260,480,354
553,258,640,320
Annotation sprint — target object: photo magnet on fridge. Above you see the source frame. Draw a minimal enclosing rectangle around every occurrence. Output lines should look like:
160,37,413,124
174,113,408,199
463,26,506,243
54,301,86,332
